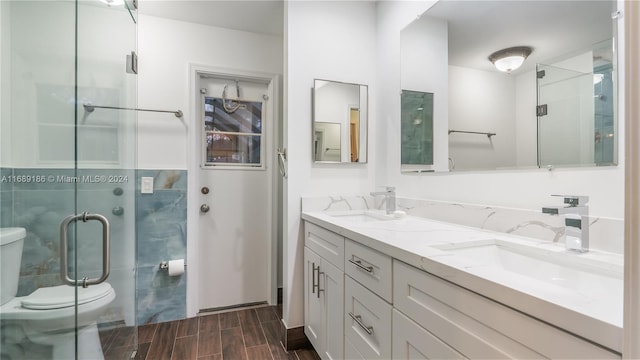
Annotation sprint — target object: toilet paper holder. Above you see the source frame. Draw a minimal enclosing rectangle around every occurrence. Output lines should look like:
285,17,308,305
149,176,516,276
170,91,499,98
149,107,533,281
159,260,187,270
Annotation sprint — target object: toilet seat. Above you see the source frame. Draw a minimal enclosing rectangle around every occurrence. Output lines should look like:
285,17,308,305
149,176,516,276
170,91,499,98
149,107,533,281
21,283,113,310
0,282,115,324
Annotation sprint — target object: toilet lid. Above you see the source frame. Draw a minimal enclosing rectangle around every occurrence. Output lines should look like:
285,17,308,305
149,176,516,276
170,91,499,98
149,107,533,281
21,283,113,310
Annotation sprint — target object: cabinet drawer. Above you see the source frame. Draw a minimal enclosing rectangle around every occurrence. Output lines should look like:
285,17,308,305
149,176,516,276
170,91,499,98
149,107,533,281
392,309,465,360
304,222,344,270
344,276,392,360
345,239,392,303
393,260,619,359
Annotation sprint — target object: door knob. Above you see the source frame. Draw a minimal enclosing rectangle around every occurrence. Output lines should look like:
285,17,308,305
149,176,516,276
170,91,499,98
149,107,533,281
200,204,210,213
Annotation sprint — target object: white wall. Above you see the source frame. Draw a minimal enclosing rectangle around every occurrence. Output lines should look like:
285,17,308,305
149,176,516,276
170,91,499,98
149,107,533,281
515,69,538,167
376,1,437,183
448,65,517,170
400,13,448,171
2,1,76,168
138,13,283,317
1,0,10,167
1,2,137,169
376,1,625,220
137,15,283,169
283,0,378,329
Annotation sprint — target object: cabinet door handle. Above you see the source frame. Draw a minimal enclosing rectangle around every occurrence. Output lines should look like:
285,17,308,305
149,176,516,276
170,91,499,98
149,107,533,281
349,312,374,335
312,262,319,294
317,269,324,298
349,257,374,273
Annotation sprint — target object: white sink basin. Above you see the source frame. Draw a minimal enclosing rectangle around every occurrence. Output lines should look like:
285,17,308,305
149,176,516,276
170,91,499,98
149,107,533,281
325,210,396,222
433,239,622,299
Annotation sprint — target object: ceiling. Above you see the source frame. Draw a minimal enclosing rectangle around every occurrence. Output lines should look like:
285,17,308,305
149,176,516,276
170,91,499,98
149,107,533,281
138,0,284,36
418,0,615,74
139,0,615,73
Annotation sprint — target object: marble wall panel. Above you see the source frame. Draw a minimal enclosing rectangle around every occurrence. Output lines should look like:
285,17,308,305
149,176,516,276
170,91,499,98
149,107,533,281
135,169,187,324
301,195,624,254
1,167,188,326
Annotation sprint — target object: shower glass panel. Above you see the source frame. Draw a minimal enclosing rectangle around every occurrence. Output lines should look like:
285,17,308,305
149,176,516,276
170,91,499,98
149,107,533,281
536,64,594,167
593,62,616,164
0,1,138,359
76,0,138,358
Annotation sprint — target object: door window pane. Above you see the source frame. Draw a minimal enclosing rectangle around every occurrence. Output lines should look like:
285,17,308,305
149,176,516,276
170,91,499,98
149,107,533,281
203,97,264,167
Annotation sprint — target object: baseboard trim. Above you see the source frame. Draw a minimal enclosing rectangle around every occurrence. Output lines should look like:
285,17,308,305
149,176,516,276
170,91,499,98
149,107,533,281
280,322,311,351
198,301,268,315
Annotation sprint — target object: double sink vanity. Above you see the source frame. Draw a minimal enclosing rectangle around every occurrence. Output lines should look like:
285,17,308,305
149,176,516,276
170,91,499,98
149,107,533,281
303,0,622,356
301,204,622,359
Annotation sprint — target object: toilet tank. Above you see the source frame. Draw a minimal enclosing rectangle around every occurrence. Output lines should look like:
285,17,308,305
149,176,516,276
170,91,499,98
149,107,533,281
1,228,26,305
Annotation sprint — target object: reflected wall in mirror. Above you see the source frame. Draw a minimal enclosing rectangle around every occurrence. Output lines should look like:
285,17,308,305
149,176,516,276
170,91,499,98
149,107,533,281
401,90,434,167
401,0,618,171
314,122,341,162
312,79,368,163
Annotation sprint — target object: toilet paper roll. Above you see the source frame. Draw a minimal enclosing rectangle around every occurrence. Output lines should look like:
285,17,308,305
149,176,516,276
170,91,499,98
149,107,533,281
168,259,185,276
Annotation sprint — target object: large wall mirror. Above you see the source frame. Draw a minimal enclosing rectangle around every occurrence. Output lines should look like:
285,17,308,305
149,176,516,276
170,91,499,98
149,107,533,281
401,0,618,171
312,79,368,163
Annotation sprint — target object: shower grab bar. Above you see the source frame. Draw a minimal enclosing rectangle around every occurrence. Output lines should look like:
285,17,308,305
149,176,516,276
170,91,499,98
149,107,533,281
448,129,496,138
84,103,183,118
60,212,111,288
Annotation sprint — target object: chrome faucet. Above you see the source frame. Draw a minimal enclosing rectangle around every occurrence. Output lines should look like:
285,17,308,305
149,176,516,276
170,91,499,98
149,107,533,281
542,195,589,252
370,187,396,214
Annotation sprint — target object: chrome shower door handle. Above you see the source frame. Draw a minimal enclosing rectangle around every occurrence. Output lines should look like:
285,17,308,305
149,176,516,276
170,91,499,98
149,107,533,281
60,212,111,288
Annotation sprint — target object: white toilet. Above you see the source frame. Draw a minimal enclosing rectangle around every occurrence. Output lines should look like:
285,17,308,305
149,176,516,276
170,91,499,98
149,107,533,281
0,227,116,360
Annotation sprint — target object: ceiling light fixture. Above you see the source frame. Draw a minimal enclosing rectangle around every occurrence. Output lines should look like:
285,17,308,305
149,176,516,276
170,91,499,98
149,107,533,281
488,46,533,73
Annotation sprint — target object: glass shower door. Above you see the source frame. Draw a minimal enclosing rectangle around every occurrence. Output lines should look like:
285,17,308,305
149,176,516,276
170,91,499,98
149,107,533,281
536,63,594,167
0,0,137,359
75,0,138,359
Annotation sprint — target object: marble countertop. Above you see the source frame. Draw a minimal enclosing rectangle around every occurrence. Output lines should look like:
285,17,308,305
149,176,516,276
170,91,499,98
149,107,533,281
301,210,623,353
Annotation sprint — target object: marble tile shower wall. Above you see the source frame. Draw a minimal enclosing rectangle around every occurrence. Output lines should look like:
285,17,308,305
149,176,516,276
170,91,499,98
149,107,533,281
135,169,187,325
301,195,624,254
0,168,188,326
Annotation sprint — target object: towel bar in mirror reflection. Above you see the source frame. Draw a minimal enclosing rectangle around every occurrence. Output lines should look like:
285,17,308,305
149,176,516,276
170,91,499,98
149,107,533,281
400,0,618,172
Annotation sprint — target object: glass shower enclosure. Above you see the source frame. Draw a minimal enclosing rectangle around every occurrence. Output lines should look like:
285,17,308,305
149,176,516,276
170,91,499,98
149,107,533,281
1,1,138,359
536,40,617,168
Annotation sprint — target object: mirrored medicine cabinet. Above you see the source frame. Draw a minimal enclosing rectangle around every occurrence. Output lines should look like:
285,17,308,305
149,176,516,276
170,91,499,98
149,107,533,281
401,0,618,172
312,79,368,163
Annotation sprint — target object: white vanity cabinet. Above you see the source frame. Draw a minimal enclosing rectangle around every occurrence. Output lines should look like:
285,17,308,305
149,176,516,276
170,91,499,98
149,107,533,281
344,239,392,302
304,222,344,360
343,239,393,360
393,260,619,359
302,218,620,360
392,308,465,359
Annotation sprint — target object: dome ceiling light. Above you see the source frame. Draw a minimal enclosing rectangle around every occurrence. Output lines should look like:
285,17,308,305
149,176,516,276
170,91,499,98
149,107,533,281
488,46,533,73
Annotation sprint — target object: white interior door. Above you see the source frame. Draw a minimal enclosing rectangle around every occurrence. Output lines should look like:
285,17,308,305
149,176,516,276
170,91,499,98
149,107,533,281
197,75,273,310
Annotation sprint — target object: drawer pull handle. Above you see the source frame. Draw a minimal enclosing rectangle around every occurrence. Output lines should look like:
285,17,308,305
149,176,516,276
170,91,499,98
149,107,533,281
349,258,374,273
349,312,374,335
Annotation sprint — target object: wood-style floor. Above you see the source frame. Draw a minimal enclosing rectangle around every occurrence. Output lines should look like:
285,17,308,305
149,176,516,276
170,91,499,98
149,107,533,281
100,305,320,360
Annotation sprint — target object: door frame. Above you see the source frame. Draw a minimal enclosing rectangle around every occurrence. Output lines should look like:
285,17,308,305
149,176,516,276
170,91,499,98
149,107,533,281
187,64,280,316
